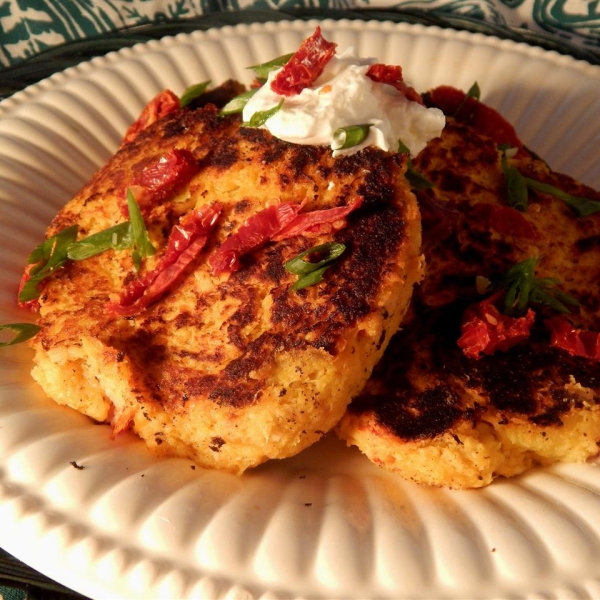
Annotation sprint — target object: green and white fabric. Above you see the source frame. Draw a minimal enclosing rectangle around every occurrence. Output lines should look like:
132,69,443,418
1,0,599,67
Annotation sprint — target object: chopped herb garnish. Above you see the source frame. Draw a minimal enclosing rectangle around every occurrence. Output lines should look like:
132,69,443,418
333,125,371,150
405,166,434,190
179,80,211,107
523,177,600,217
220,89,259,115
19,225,79,303
126,188,156,271
500,148,600,217
397,139,434,190
397,140,410,154
247,53,294,80
453,81,481,117
496,257,579,317
0,323,41,346
501,152,529,212
17,196,152,303
285,242,346,291
67,222,132,261
243,99,284,128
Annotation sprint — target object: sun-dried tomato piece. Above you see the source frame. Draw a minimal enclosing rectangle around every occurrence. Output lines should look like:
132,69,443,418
119,149,198,216
209,203,302,275
469,203,539,240
457,294,535,359
270,27,337,97
17,264,41,312
426,85,525,152
121,89,180,146
545,316,600,360
209,198,363,276
111,203,222,316
273,197,362,241
366,64,423,104
132,149,197,192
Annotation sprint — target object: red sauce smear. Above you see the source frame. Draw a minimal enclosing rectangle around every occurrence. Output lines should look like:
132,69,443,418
546,316,600,360
110,203,222,317
458,294,535,359
271,27,337,97
121,89,180,146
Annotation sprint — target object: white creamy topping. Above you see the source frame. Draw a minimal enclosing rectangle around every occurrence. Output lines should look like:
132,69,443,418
242,47,445,157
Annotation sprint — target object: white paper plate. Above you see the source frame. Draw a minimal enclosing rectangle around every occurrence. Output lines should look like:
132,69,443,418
1,19,600,600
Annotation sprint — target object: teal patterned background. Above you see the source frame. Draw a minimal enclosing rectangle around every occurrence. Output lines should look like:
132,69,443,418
1,0,599,67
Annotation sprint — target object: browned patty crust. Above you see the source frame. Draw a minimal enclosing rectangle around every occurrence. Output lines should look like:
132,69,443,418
30,93,423,473
337,118,600,488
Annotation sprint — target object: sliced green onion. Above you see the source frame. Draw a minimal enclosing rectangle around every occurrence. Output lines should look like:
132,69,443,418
397,139,434,189
465,81,481,101
453,81,481,117
19,225,79,303
180,80,211,107
500,146,600,216
67,222,132,261
243,99,284,128
220,89,259,115
397,140,410,154
0,323,41,346
501,153,529,212
285,242,346,291
289,266,330,291
497,257,579,316
333,125,371,150
523,177,600,217
499,144,519,159
26,224,78,267
126,188,156,271
405,167,434,190
247,53,294,79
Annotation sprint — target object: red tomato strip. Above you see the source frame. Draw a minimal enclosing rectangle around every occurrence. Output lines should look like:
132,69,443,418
457,294,535,359
209,203,302,275
270,27,337,97
121,149,198,215
366,64,423,104
210,199,362,276
111,203,222,316
427,85,525,151
545,316,600,360
273,197,362,241
121,89,180,146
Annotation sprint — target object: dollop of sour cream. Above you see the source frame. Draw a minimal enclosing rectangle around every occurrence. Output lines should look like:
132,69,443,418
242,47,445,157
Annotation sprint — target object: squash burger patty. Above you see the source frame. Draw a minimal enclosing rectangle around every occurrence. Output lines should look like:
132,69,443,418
28,85,423,474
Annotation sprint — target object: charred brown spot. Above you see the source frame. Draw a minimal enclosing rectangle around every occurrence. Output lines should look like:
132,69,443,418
351,386,466,439
209,436,226,452
576,235,600,253
210,138,240,169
